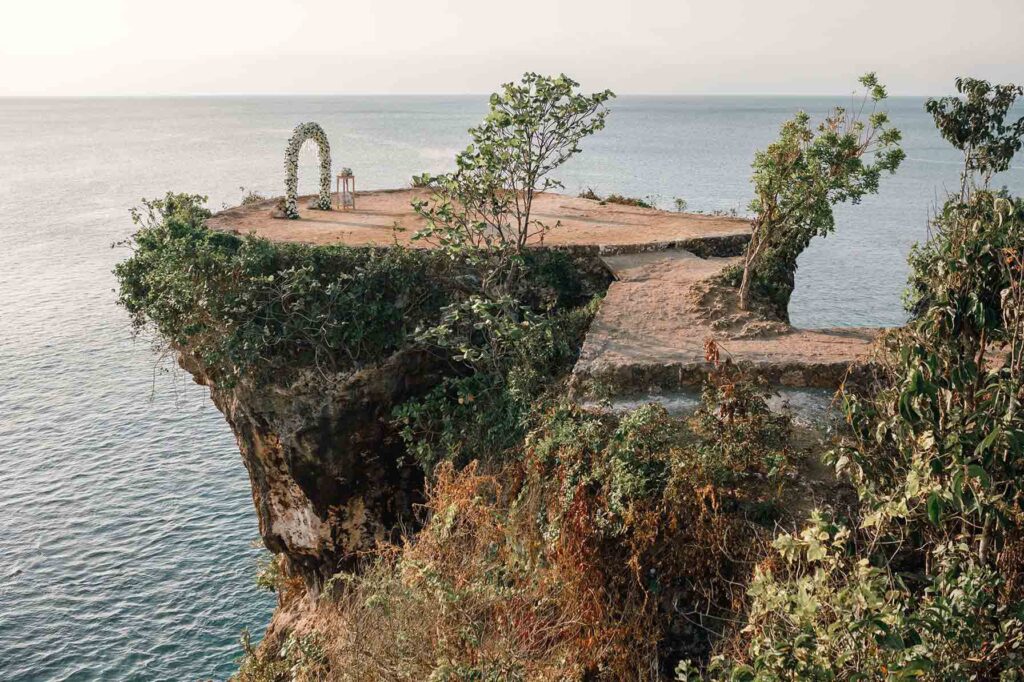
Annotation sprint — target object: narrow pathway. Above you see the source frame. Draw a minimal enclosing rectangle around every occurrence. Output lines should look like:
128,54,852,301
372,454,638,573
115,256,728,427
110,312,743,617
573,250,880,393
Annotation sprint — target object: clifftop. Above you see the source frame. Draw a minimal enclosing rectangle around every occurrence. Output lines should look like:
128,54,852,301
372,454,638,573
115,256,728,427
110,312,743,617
208,188,750,249
211,189,878,393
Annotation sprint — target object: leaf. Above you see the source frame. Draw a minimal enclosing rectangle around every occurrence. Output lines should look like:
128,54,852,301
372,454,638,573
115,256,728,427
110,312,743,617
895,658,934,677
729,665,755,682
966,463,991,489
899,391,916,422
927,492,943,526
975,427,1000,457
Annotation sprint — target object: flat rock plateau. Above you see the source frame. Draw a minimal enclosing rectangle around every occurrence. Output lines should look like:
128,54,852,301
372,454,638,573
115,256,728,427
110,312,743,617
211,189,878,391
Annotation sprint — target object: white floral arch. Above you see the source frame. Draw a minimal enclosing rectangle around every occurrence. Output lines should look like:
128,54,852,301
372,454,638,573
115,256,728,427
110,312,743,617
283,122,332,219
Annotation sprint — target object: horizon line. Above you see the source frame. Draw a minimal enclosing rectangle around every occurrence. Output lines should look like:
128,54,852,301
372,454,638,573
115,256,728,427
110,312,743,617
0,91,947,99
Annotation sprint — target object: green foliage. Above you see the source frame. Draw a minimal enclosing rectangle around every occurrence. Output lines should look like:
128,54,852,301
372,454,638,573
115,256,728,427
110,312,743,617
674,197,689,213
691,364,793,483
838,191,1024,559
575,187,658,209
739,73,905,318
413,72,613,264
681,76,1024,682
235,629,328,682
603,193,656,209
841,81,1024,553
254,552,281,593
394,296,600,472
115,192,455,385
410,172,435,188
926,78,1024,193
239,186,267,206
687,529,1024,681
529,363,798,540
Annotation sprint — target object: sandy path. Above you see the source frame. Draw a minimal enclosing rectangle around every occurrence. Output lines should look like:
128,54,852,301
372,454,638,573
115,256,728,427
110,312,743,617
573,250,880,391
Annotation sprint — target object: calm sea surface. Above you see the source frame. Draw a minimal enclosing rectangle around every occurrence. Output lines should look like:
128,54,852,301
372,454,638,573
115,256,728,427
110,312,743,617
1,95,1022,680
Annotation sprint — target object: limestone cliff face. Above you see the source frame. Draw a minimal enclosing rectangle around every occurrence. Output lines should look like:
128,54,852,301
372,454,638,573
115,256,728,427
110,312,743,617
180,349,446,590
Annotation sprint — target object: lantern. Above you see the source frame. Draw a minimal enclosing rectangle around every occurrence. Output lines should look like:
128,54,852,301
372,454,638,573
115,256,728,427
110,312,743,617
336,167,355,210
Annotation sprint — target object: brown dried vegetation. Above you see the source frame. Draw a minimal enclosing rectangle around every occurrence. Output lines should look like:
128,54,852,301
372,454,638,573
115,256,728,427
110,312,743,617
245,363,832,681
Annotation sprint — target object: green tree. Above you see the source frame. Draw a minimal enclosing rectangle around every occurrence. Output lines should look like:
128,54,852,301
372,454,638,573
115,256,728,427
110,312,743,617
926,77,1024,197
682,76,1024,682
413,72,613,296
738,73,904,317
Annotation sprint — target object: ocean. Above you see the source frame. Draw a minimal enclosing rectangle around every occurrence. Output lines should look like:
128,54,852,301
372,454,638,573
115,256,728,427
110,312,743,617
0,94,1021,681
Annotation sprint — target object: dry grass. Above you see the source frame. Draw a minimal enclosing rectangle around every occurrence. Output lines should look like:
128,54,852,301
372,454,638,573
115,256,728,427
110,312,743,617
235,365,827,681
321,460,629,680
306,385,795,680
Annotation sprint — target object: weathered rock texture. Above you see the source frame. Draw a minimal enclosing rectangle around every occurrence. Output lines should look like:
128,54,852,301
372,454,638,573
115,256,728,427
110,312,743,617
181,349,447,590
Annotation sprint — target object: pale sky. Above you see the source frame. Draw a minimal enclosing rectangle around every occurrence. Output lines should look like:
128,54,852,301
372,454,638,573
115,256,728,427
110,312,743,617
2,0,1022,96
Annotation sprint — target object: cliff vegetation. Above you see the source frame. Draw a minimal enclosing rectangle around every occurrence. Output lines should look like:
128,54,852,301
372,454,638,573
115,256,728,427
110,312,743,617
115,74,1024,680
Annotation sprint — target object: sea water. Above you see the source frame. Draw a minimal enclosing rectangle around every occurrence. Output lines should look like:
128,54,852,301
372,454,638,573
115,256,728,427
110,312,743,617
1,95,1021,680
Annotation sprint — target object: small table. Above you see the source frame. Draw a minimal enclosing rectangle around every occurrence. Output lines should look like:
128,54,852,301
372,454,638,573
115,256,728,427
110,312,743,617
336,170,355,210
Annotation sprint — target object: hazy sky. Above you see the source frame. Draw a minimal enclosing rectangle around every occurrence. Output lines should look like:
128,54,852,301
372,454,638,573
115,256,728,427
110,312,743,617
3,0,1022,96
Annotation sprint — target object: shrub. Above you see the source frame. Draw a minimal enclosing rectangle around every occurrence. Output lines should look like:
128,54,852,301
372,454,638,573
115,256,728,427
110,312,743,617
235,629,328,682
239,186,267,205
115,193,457,385
410,172,435,188
603,193,657,209
393,296,600,472
738,73,904,318
319,363,805,679
576,188,658,209
679,76,1024,682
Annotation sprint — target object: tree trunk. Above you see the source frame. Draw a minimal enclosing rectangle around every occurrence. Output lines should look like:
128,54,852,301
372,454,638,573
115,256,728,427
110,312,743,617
738,220,763,312
739,258,753,311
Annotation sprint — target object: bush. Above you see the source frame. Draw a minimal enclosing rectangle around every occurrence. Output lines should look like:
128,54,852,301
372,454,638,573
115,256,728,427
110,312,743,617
316,363,806,680
603,193,657,209
116,193,457,386
576,188,658,209
678,76,1024,681
239,186,267,205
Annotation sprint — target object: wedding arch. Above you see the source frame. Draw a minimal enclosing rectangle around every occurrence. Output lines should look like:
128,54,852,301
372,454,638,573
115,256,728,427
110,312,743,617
283,122,332,219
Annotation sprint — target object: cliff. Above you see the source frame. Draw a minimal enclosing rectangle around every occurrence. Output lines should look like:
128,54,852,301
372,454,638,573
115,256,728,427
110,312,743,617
116,191,877,678
180,349,443,588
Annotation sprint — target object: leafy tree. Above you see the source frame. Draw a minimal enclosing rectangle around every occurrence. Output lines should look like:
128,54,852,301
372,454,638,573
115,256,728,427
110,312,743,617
390,74,615,467
926,77,1024,196
686,77,1024,681
738,74,905,317
413,72,614,296
843,79,1024,565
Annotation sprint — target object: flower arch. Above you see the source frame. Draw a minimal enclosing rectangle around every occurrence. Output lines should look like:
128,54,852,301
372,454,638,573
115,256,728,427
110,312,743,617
283,122,332,219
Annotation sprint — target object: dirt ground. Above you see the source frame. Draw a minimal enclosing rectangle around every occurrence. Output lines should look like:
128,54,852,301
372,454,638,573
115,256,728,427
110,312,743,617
207,188,750,248
573,250,881,391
